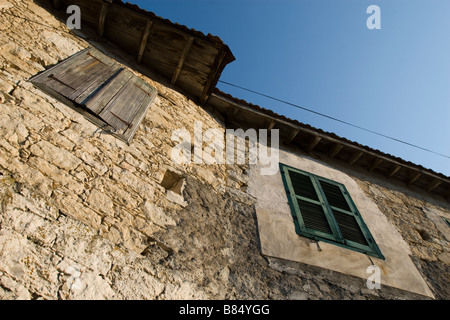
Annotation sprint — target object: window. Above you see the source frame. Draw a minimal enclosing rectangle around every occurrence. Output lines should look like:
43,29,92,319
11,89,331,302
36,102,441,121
30,47,157,143
280,163,384,259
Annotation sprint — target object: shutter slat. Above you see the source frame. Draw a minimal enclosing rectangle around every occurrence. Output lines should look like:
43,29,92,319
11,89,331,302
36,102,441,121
42,57,99,97
98,74,156,141
290,171,319,201
320,180,351,211
44,75,76,97
30,48,91,86
297,199,333,235
121,82,157,142
56,56,104,96
84,69,133,114
98,78,139,132
34,51,112,101
30,47,157,143
332,210,368,245
70,64,121,103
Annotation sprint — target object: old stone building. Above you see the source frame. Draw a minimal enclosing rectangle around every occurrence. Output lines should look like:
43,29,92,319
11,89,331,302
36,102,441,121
0,0,448,300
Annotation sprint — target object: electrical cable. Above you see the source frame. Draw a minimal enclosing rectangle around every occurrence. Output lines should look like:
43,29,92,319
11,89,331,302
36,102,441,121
3,9,449,159
218,80,450,159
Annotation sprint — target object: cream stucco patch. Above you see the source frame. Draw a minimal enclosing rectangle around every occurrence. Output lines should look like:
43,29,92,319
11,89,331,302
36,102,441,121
248,148,434,298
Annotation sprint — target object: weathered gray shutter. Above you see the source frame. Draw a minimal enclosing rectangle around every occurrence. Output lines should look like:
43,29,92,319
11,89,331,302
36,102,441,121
30,47,157,143
97,72,156,139
31,48,119,104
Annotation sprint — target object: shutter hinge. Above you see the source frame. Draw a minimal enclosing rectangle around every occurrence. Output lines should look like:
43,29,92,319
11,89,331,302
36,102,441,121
110,111,133,129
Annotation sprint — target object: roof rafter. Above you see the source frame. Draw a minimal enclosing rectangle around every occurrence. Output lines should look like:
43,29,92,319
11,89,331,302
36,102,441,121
348,151,363,165
137,20,153,64
284,128,300,145
387,164,402,178
329,143,343,159
307,136,321,153
171,36,194,85
200,49,227,105
97,0,112,37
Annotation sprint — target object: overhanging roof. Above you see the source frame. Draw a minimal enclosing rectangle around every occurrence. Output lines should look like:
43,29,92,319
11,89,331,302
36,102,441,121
46,0,449,202
50,0,235,104
207,89,450,202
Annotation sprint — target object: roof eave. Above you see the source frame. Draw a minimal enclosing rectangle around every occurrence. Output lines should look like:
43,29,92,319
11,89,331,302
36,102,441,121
208,91,450,202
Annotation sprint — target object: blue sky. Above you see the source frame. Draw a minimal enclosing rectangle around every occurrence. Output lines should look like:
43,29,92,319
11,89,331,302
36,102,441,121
131,0,450,176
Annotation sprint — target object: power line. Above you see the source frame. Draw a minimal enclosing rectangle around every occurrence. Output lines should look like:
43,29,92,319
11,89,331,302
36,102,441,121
218,80,450,159
4,8,448,160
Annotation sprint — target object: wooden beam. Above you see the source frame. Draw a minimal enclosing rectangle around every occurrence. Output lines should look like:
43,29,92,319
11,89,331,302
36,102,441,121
387,165,401,178
226,106,239,124
171,36,194,86
266,119,276,131
426,179,442,193
369,158,383,172
307,136,321,153
348,151,363,166
445,190,450,201
284,128,300,145
408,172,422,185
97,1,112,37
137,20,153,64
329,144,343,159
52,0,61,9
211,92,450,187
200,50,227,105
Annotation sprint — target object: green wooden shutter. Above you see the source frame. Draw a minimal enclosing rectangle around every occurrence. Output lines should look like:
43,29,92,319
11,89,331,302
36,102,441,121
30,47,157,143
280,163,384,259
281,166,340,242
318,180,369,247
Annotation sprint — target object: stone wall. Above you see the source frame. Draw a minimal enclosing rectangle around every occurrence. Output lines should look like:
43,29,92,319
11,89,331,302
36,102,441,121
0,0,448,300
353,175,450,300
0,0,233,299
248,149,439,298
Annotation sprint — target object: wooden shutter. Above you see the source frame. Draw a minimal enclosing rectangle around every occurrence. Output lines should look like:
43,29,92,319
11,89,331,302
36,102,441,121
98,73,156,140
331,210,368,245
280,163,384,259
319,180,369,246
296,199,333,235
30,47,157,143
281,167,338,242
31,48,120,104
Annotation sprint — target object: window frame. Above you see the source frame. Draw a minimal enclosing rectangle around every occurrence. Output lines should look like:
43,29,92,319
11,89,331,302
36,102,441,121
280,163,385,259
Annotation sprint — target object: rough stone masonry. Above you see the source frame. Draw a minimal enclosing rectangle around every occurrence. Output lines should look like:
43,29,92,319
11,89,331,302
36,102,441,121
0,0,448,300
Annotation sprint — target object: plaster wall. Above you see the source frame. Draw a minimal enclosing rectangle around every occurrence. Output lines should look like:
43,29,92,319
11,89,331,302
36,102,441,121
248,148,435,298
